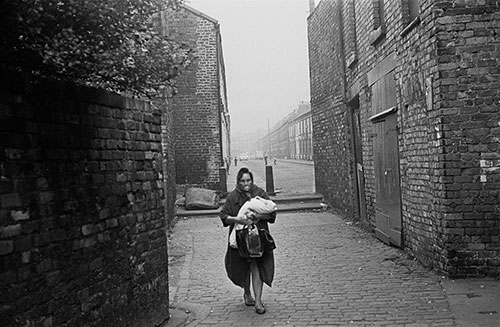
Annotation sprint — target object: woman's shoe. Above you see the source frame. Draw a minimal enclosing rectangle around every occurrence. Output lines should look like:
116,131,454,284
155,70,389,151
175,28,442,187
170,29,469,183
244,294,255,306
255,303,266,314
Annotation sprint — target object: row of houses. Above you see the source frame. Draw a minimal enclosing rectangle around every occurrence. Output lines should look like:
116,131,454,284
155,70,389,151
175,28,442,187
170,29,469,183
259,102,314,160
307,0,499,277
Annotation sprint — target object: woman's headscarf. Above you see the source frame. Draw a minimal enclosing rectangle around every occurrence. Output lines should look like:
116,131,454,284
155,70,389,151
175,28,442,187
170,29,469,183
235,167,256,197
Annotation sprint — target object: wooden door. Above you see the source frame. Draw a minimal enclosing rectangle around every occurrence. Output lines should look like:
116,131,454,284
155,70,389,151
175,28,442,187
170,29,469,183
368,53,402,247
372,112,401,247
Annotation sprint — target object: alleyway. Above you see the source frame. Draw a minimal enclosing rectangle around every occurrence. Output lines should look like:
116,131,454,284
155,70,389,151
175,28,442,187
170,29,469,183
168,211,457,326
168,160,498,326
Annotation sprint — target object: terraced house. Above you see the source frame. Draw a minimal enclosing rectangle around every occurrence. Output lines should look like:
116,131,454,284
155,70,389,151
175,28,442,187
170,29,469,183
307,0,499,277
162,5,231,191
261,102,313,161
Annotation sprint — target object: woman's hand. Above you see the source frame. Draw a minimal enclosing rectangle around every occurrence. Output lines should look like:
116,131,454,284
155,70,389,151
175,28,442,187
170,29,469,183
239,217,251,225
236,215,251,225
246,211,261,224
225,215,252,226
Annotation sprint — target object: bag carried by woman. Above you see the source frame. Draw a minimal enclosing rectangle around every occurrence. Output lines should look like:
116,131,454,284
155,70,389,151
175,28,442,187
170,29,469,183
229,196,277,249
236,223,277,258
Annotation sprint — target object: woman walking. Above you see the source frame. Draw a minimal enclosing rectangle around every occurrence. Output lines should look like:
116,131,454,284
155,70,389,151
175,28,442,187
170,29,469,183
220,167,276,314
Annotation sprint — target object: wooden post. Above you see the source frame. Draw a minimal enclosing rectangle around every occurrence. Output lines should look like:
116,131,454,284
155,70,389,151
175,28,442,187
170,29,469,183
265,165,275,196
219,167,227,193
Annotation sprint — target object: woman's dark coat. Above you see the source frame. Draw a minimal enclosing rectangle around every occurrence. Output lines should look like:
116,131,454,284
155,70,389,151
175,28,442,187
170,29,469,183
220,185,276,287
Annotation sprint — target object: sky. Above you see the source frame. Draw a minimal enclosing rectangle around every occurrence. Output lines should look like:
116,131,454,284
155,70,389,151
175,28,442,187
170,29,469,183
187,0,312,134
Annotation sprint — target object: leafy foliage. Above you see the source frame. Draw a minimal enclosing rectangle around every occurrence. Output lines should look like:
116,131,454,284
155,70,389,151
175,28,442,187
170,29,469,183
0,0,194,97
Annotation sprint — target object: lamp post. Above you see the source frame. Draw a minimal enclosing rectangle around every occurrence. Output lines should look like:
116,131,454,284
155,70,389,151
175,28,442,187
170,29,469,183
267,117,271,157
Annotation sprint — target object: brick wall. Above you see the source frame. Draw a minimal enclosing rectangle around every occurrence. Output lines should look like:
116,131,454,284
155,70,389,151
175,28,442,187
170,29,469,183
166,7,226,190
431,1,500,276
0,69,174,326
397,0,443,269
350,0,406,228
161,98,177,225
308,0,356,217
308,0,499,277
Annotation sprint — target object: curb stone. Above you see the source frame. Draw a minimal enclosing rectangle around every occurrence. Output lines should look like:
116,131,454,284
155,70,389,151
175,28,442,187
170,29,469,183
441,277,499,327
162,303,211,327
167,229,212,326
161,307,189,327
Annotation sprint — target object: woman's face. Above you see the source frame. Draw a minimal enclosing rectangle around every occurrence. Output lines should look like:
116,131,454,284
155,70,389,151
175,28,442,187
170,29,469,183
238,173,253,191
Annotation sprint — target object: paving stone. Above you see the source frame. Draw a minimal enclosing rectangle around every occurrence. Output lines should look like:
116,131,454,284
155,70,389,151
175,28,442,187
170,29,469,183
167,211,460,326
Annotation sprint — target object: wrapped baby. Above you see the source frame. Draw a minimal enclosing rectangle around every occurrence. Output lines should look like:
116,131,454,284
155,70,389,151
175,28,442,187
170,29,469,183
229,196,277,248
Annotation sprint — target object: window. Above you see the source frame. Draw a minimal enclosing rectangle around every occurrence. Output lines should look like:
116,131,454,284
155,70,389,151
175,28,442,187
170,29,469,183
401,0,420,36
408,0,419,22
370,0,385,45
373,0,385,30
345,0,358,68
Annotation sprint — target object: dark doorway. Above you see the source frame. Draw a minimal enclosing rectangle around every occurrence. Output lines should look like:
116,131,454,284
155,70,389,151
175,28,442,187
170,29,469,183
349,96,367,222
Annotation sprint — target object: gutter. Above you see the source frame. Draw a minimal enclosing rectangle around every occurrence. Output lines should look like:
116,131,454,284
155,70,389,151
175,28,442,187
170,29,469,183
215,23,224,167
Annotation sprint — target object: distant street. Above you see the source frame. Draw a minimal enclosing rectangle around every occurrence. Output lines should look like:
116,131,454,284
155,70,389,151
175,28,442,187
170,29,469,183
228,159,315,195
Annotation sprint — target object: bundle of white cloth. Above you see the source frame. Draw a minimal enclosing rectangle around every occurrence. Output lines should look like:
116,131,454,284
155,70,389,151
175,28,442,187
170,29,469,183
229,196,277,248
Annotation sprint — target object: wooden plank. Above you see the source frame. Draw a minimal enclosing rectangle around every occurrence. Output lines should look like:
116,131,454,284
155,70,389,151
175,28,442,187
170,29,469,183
347,79,360,103
367,52,397,86
369,106,397,121
384,72,397,108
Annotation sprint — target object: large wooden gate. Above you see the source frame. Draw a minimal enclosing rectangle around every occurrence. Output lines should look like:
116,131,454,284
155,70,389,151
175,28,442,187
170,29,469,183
368,53,402,247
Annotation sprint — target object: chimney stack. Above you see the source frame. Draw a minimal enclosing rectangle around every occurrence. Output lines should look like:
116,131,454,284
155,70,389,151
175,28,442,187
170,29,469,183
309,0,315,13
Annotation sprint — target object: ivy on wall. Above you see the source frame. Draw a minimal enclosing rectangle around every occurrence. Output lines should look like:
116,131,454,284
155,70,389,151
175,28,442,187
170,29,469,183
0,0,194,98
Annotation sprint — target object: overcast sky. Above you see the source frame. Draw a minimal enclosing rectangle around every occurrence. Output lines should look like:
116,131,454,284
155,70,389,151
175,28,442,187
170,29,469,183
187,0,312,134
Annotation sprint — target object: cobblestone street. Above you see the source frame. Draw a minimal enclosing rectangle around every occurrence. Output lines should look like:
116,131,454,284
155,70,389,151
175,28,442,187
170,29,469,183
168,211,457,326
167,160,498,326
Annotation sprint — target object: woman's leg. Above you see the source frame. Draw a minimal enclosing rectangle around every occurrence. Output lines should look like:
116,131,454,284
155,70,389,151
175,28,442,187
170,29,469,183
250,261,265,313
243,269,255,305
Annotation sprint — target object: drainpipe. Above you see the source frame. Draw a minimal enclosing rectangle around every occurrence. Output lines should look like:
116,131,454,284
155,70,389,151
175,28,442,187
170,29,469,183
215,24,223,166
215,23,228,192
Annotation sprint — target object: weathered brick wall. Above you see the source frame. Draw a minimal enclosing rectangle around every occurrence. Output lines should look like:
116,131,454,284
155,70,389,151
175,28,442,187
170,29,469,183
308,0,356,217
348,0,377,221
161,99,177,225
396,0,442,269
308,0,499,277
432,1,500,276
0,69,174,326
350,0,407,233
166,7,224,190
